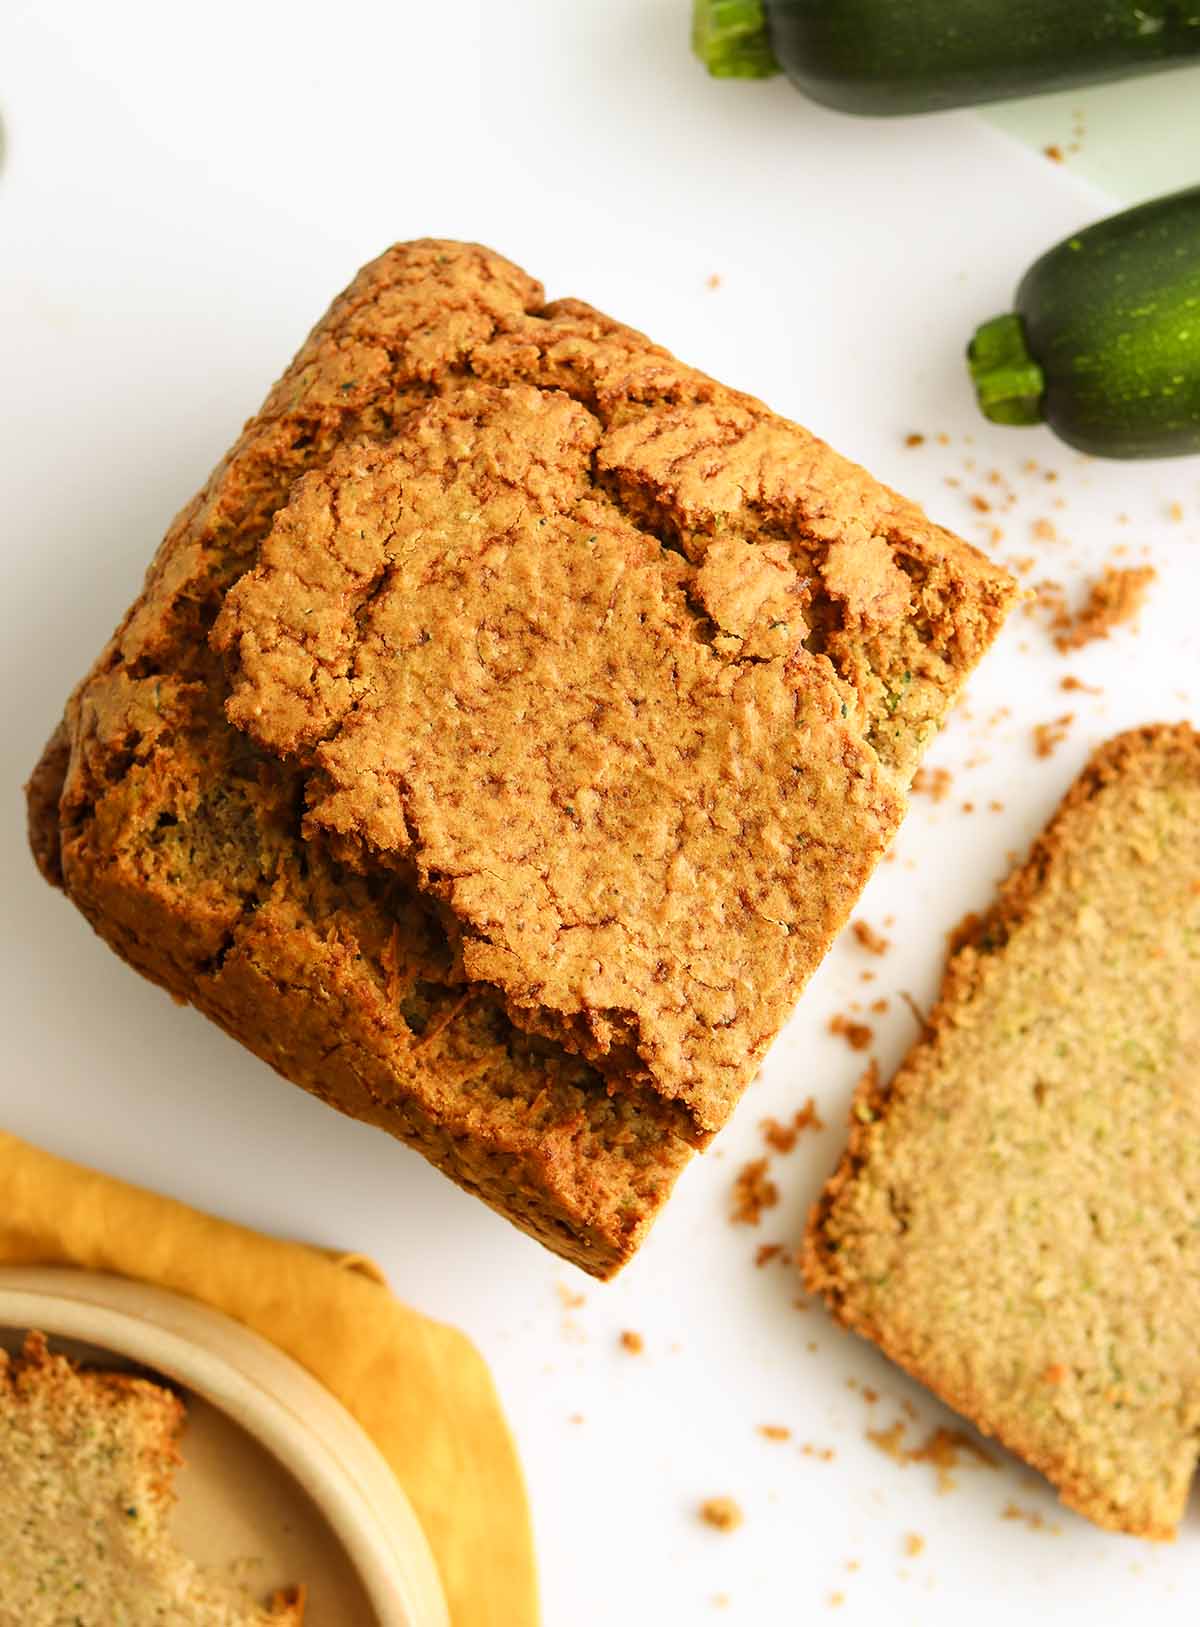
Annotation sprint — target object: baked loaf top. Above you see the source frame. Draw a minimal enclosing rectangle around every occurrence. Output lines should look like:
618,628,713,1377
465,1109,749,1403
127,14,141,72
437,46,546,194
0,1333,304,1624
217,386,899,1134
805,725,1200,1538
33,240,1013,1271
214,252,1015,1138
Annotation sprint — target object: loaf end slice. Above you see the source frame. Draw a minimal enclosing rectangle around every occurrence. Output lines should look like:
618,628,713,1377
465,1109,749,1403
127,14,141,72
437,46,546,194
804,724,1200,1537
0,1332,305,1622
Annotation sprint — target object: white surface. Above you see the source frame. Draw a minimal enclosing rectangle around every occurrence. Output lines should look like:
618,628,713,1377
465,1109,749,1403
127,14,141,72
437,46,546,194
2,4,1199,1623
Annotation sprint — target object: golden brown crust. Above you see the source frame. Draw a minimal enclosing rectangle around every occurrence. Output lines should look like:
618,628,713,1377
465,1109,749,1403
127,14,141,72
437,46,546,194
25,721,70,889
805,724,1200,1538
29,239,1013,1273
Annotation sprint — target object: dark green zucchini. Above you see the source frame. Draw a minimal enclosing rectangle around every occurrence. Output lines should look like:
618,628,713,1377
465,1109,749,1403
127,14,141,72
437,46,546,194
692,0,1200,115
968,187,1200,459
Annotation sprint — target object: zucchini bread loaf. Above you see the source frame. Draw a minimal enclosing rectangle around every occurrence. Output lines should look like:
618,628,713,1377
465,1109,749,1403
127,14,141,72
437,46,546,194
28,240,1015,1274
805,725,1200,1536
0,1332,303,1624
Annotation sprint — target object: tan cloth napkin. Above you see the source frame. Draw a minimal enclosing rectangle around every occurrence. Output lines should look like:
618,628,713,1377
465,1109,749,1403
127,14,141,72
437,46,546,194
0,1131,538,1627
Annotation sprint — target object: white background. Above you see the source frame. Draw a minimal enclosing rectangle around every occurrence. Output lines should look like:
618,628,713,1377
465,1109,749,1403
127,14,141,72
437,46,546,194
4,3,1200,1622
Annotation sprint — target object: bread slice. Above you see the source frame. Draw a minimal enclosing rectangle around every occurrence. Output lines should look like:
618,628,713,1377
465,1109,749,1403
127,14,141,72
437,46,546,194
804,725,1200,1537
0,1332,304,1623
29,239,1014,1273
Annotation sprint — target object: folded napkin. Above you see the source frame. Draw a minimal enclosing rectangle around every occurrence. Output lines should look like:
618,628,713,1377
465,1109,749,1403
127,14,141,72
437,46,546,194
0,1131,537,1627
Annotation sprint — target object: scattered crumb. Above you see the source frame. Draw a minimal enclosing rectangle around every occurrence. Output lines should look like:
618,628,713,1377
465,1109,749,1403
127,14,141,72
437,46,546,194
845,1560,860,1573
969,494,991,513
568,1412,584,1425
961,800,975,814
829,1591,845,1608
556,1283,586,1311
830,1013,873,1052
936,432,950,446
862,1387,879,1405
1168,501,1183,522
905,1533,925,1558
712,1594,730,1610
1025,577,1069,628
1002,1501,1058,1533
911,765,952,803
799,1443,836,1461
988,800,1004,813
869,998,889,1015
759,1424,791,1443
619,1330,644,1355
706,273,722,290
762,1097,825,1153
868,1420,997,1493
852,919,890,956
1061,675,1102,695
1032,713,1074,758
731,1158,779,1226
1044,143,1064,162
905,432,925,448
754,1242,784,1268
1032,518,1057,542
699,1497,743,1532
1054,565,1156,652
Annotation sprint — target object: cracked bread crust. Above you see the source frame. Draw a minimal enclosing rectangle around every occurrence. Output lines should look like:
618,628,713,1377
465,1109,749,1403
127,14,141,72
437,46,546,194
214,384,906,1137
29,239,1013,1272
804,725,1200,1537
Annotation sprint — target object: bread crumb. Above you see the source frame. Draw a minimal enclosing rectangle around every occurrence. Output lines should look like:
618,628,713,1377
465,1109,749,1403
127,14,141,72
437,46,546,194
619,1330,644,1355
904,432,925,448
829,1591,845,1608
699,1497,743,1532
731,1158,778,1225
1002,1501,1057,1532
905,1533,925,1558
568,1412,584,1424
706,273,722,290
1032,713,1074,758
754,1242,784,1268
759,1424,791,1442
830,1013,873,1052
869,998,889,1015
712,1593,730,1609
1061,675,1101,695
845,1560,860,1573
852,919,890,956
1044,143,1064,162
1168,501,1183,522
1032,518,1057,542
799,1443,836,1461
911,765,952,803
556,1283,586,1310
970,494,991,513
867,1420,996,1493
762,1097,825,1153
1054,565,1156,651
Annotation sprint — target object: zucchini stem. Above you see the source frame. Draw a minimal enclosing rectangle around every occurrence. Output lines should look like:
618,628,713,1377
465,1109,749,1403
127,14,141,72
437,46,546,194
968,314,1046,427
691,0,781,78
